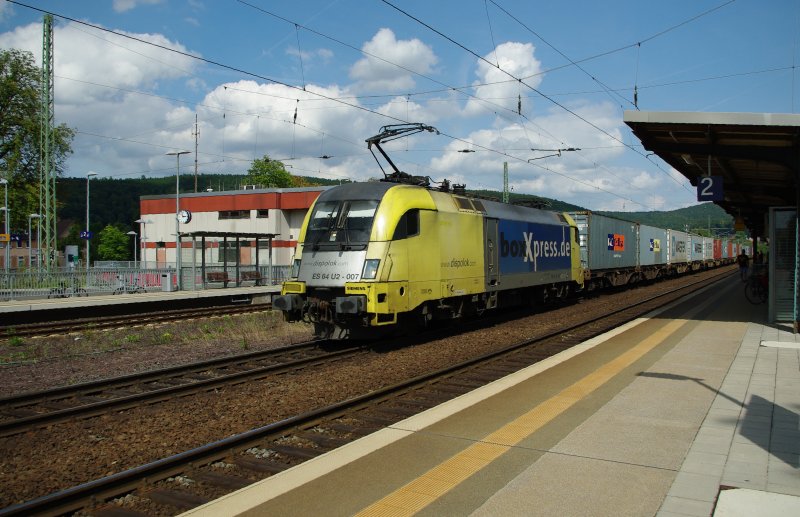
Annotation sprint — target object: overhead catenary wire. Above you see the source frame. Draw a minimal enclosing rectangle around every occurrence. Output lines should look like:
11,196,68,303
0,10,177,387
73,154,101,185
52,0,756,127
487,0,633,110
57,63,796,118
484,0,499,68
634,43,641,109
380,0,693,195
7,1,412,124
45,0,747,114
234,0,532,123
11,0,721,203
14,3,563,168
295,24,307,91
487,0,736,110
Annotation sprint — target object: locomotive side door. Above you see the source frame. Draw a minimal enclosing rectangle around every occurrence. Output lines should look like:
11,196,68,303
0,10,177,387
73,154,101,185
485,218,500,289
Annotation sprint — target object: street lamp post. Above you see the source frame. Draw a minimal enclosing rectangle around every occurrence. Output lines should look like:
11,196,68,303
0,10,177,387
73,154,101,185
134,218,150,269
1,178,8,273
166,150,190,290
28,214,41,269
36,213,41,273
127,231,138,268
85,172,97,271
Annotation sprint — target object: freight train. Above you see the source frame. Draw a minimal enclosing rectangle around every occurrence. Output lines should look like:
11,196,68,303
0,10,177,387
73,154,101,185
272,179,740,339
272,124,740,339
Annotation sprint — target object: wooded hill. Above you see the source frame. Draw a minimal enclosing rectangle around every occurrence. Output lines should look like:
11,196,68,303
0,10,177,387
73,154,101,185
55,174,738,243
458,188,735,237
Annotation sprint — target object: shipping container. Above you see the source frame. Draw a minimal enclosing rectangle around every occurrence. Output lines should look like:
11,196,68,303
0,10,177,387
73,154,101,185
638,224,669,266
713,239,723,260
703,237,714,261
688,234,705,262
568,211,638,270
724,240,733,259
667,229,689,264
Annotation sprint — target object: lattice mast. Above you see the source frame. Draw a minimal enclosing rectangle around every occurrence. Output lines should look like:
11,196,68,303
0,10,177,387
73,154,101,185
39,14,56,271
503,162,509,203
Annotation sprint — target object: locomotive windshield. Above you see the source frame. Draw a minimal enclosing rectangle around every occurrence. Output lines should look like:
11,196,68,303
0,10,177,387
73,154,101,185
306,199,379,250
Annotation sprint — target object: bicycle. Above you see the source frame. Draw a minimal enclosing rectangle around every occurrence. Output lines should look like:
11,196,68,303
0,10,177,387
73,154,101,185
48,281,88,299
113,279,146,295
744,271,768,304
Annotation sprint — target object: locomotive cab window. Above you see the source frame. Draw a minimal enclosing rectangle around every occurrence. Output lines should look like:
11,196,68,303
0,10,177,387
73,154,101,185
306,199,379,250
392,209,420,240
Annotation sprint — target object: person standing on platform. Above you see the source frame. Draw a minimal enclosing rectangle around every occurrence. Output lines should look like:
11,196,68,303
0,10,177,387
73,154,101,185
737,251,750,280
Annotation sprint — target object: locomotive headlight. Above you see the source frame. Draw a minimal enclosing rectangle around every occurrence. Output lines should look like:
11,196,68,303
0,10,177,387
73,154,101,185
361,259,380,279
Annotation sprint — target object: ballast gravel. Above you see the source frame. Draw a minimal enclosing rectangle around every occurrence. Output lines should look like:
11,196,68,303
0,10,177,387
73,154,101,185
0,267,735,509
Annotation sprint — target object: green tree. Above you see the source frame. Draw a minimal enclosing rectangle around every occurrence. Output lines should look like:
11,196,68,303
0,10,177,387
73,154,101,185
0,49,75,230
97,224,129,261
245,155,293,188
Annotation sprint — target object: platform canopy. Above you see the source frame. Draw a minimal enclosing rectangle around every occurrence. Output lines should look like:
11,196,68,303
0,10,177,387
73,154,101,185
624,111,800,237
181,231,279,239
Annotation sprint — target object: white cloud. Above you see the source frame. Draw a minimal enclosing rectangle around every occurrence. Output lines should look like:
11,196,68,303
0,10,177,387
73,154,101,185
375,96,432,124
188,81,380,177
0,14,690,210
0,21,203,177
286,46,334,67
424,99,671,210
630,170,660,190
113,0,164,13
349,28,437,93
0,2,12,22
464,42,543,117
0,21,197,104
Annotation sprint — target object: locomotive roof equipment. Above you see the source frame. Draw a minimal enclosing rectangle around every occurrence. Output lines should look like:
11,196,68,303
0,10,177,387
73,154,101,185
366,123,441,188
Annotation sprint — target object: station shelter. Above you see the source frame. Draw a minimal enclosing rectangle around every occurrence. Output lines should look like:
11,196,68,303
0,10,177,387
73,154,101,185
624,111,800,330
180,231,278,290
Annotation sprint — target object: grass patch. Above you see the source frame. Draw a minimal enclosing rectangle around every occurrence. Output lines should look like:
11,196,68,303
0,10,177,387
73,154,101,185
0,310,313,365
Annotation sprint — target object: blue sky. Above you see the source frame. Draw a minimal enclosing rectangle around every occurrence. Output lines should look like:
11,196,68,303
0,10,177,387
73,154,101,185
1,0,798,211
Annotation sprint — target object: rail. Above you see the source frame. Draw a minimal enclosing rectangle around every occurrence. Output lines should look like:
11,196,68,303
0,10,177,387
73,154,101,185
0,270,734,516
0,304,272,338
0,341,360,437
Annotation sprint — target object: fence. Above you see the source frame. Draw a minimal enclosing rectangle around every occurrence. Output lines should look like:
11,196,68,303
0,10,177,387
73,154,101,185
0,265,291,301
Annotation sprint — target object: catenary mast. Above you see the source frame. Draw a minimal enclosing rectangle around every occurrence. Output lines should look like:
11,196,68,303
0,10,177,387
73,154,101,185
40,14,56,271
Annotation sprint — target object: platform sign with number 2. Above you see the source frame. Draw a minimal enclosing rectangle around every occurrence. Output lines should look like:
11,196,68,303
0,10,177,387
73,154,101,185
697,176,723,202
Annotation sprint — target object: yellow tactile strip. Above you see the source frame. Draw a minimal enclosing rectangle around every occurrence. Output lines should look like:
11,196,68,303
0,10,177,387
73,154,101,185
355,318,689,517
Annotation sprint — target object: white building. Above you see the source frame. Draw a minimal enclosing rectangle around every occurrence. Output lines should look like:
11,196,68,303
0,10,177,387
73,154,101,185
138,186,327,269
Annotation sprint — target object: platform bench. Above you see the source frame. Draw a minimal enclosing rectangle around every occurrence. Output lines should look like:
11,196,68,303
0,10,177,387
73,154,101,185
206,271,232,287
239,270,263,286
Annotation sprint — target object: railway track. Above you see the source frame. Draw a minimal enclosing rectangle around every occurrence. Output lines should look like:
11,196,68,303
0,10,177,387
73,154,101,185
0,304,273,338
0,340,362,437
0,269,733,517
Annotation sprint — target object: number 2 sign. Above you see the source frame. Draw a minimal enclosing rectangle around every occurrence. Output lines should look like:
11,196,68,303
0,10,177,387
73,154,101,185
697,176,723,201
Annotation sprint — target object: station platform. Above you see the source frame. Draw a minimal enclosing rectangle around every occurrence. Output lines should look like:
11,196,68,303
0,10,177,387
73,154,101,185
0,285,280,318
183,275,800,517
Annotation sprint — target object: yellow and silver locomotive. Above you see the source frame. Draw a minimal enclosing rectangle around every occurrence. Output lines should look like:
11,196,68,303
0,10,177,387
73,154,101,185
273,179,584,338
